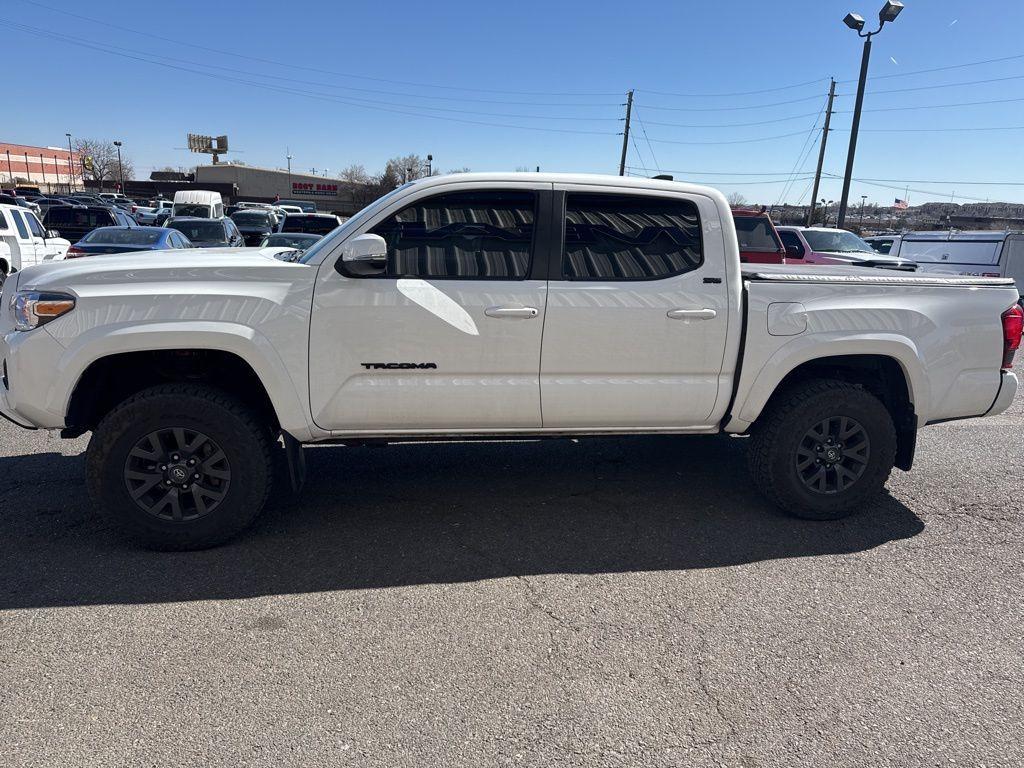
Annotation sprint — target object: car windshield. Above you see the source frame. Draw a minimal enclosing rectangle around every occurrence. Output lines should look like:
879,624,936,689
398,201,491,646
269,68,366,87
264,233,321,248
232,212,273,225
282,216,338,234
169,220,225,242
82,229,162,245
174,204,211,217
802,230,874,253
733,215,782,251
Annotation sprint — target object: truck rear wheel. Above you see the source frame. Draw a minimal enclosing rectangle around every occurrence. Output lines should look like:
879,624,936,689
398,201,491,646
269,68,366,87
86,383,273,550
748,379,897,520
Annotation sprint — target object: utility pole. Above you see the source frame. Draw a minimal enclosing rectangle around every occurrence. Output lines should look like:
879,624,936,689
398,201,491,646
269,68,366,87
618,89,634,176
113,140,124,193
807,78,837,227
286,149,293,194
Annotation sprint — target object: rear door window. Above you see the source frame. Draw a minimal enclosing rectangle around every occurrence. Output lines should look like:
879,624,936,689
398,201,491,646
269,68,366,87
25,213,45,238
11,210,30,239
561,193,703,280
779,230,805,256
899,239,1002,265
733,215,781,251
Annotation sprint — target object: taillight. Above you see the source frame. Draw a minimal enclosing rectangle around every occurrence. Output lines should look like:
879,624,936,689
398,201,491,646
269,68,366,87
131,205,137,213
1002,304,1023,369
65,245,86,259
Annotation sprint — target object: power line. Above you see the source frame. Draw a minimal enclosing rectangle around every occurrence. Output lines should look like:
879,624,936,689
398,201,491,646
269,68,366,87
776,98,828,206
821,172,992,202
644,129,815,146
843,52,1024,83
631,106,661,176
639,93,830,113
839,72,1024,96
637,77,829,98
11,0,624,98
835,95,1024,114
639,110,825,129
834,125,1024,133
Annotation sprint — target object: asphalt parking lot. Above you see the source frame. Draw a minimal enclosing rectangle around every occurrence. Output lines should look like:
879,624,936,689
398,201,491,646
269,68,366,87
1,397,1021,767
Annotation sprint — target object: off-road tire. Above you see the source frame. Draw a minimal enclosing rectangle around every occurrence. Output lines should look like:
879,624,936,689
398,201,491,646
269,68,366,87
86,383,273,550
748,379,897,520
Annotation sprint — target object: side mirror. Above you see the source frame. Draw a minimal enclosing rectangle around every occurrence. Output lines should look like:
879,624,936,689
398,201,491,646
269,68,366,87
338,233,387,276
785,244,804,259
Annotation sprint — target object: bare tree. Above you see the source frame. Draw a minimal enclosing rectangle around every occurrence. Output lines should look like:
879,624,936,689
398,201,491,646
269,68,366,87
726,191,747,207
340,164,370,184
73,138,135,190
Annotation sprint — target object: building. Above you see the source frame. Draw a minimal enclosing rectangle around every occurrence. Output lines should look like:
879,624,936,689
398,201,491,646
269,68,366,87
195,163,368,214
1,141,80,191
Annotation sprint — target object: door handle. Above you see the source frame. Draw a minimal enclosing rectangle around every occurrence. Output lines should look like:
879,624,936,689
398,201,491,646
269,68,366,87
667,308,717,320
485,306,539,319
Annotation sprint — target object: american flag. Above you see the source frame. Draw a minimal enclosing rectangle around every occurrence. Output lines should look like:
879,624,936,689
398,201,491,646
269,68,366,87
893,198,909,210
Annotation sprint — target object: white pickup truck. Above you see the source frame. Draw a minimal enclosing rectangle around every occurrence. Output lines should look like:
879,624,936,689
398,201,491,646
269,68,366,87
1,174,1020,549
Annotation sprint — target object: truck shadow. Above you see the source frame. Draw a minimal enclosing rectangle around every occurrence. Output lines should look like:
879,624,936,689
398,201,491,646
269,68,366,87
0,435,924,610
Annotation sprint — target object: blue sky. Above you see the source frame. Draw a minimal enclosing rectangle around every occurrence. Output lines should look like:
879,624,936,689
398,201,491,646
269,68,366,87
5,0,1024,205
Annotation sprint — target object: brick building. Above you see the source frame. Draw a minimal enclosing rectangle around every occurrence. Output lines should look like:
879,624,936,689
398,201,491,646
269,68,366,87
0,141,80,191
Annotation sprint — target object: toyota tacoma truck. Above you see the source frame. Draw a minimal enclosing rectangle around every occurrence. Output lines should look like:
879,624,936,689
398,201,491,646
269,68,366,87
1,174,1020,550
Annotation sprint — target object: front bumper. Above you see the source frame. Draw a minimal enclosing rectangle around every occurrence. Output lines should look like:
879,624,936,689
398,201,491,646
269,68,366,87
0,387,36,429
986,371,1019,417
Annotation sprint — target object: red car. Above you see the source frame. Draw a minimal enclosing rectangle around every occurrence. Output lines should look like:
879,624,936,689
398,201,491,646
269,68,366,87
732,208,786,264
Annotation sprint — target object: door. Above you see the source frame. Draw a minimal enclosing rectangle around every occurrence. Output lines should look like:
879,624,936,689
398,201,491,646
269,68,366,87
9,210,39,268
23,212,57,262
309,184,551,432
540,187,730,429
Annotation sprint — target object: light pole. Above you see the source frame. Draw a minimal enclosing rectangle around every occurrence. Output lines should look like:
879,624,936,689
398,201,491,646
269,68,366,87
113,140,124,193
836,1,904,229
65,132,74,193
286,150,293,194
426,154,433,176
859,195,868,230
5,150,11,186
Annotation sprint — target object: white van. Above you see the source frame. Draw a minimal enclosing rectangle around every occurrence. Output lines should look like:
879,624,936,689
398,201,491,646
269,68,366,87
886,231,1024,286
0,203,71,279
172,190,224,219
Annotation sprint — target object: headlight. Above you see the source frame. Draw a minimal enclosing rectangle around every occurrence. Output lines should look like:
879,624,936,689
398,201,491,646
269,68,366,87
11,291,76,331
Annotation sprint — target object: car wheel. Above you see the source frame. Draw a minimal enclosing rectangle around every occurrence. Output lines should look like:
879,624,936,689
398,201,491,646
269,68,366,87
86,383,274,550
747,379,897,520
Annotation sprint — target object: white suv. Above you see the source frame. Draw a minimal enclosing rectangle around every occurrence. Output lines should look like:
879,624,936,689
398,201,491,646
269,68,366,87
0,204,71,281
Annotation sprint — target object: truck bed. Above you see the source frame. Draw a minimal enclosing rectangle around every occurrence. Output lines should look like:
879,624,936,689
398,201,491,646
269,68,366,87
741,262,1016,287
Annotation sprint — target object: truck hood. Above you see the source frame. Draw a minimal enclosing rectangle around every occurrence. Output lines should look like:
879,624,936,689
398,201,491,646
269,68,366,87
16,247,306,292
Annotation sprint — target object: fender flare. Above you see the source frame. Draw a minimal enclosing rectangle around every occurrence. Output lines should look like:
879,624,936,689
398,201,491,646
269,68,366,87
729,333,929,430
48,321,319,441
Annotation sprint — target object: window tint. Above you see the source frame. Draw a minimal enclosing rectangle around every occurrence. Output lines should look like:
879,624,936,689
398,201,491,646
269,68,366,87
562,193,702,280
779,231,804,252
370,190,536,279
282,215,339,235
25,213,45,237
868,239,893,255
45,208,114,227
0,210,8,230
733,215,781,251
12,210,30,239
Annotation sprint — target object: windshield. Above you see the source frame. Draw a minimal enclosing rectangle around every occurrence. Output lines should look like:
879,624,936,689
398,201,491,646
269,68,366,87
232,212,273,226
82,228,162,245
264,233,321,248
282,216,338,235
169,220,225,242
802,230,874,253
174,203,212,217
733,215,782,251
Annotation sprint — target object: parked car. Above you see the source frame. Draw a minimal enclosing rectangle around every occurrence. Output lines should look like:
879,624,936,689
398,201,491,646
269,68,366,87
0,203,71,274
166,216,244,247
1,173,1019,550
66,226,193,258
135,201,174,225
98,192,130,203
0,193,42,216
279,212,342,236
864,234,901,255
43,205,137,244
230,209,279,246
172,190,224,219
258,232,322,250
274,198,317,213
877,231,1024,285
275,204,304,217
23,196,83,216
776,226,918,271
732,208,786,264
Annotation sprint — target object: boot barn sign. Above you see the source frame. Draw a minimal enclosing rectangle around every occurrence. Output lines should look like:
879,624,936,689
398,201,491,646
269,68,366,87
291,181,339,197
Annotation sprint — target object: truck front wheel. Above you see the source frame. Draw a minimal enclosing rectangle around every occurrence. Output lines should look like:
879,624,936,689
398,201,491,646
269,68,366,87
86,383,274,550
748,380,897,520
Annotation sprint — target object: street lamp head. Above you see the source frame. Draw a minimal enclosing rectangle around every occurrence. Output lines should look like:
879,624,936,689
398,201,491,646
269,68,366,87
879,0,904,23
113,141,122,147
843,12,866,31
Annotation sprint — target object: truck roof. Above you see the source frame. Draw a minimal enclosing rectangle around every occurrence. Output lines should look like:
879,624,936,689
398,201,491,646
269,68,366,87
406,172,727,199
901,230,1021,241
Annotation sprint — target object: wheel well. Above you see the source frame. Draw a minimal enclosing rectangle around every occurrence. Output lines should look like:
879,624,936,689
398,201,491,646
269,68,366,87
0,257,9,275
66,350,279,436
762,354,917,471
